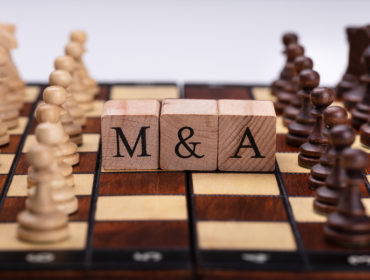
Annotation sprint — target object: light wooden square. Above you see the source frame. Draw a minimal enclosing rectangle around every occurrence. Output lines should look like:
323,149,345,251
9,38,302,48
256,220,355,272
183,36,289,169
353,135,370,152
192,173,279,195
77,134,100,152
276,116,288,134
8,117,28,135
95,195,187,221
197,221,296,251
0,222,87,251
7,174,94,196
290,197,370,222
276,153,310,173
111,85,179,100
85,100,105,117
0,154,15,174
101,100,160,170
218,100,276,171
24,86,40,103
22,135,36,153
160,99,218,171
252,87,276,102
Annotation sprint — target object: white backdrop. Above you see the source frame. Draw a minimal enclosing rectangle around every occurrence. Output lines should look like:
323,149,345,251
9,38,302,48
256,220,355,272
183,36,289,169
2,0,370,85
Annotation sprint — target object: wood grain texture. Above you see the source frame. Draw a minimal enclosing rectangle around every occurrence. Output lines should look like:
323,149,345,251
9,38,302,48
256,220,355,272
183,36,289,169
218,100,276,171
160,99,218,171
184,85,251,100
93,221,189,248
102,100,160,170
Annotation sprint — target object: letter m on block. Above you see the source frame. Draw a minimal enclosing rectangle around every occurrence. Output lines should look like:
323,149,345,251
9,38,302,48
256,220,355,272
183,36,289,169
112,127,151,158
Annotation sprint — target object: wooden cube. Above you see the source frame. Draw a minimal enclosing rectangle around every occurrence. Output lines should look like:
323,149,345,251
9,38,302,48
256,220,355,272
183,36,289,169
160,99,218,171
218,100,276,171
101,100,160,170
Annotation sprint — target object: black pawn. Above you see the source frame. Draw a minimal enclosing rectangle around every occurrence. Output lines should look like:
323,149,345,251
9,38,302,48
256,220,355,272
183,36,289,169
308,106,348,189
274,44,304,114
324,148,370,247
286,69,320,147
298,87,335,168
313,125,356,215
351,45,370,129
271,32,298,96
282,56,314,127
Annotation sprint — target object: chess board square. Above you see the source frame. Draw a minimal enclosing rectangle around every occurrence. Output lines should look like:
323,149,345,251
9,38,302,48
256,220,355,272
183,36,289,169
252,87,276,102
281,174,315,196
7,117,28,135
192,173,279,195
184,85,251,99
95,85,109,100
290,197,370,222
0,197,91,222
276,134,300,153
111,85,179,100
77,134,100,152
22,135,36,153
276,116,288,134
82,118,101,133
353,135,370,153
0,154,15,174
195,196,287,221
24,86,40,103
197,221,296,251
0,222,87,251
0,135,21,153
93,221,189,249
7,174,94,197
74,152,98,173
20,103,33,117
0,175,6,195
276,153,310,173
85,100,105,117
95,195,187,221
99,172,186,195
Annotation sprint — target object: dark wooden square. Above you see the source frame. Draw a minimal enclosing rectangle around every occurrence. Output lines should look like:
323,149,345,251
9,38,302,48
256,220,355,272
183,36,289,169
184,85,251,100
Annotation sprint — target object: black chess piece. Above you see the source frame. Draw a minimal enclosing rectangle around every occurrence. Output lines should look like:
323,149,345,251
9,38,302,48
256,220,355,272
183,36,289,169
360,116,370,147
298,87,335,168
308,106,348,189
282,56,313,127
271,32,299,96
324,148,370,247
340,25,370,108
286,69,320,147
313,125,356,215
351,45,370,130
274,44,304,114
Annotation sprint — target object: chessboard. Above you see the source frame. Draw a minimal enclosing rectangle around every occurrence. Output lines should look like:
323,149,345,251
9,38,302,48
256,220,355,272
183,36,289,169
0,82,369,280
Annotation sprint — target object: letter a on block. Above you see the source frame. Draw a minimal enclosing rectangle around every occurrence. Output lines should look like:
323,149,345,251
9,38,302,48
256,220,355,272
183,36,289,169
218,100,276,171
101,100,160,170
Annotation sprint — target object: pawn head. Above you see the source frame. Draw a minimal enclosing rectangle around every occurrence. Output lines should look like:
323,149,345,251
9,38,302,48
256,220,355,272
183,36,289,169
299,69,320,89
43,86,67,106
70,30,87,44
287,44,304,61
341,148,369,171
294,56,313,73
65,42,83,59
282,32,298,46
54,55,75,72
27,144,54,169
35,122,64,146
330,124,355,149
323,106,348,127
49,70,72,88
310,87,335,108
35,103,60,123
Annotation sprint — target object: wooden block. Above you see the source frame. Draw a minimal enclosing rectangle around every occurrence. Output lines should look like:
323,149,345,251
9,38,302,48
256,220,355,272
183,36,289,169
160,99,218,171
218,100,276,171
101,100,160,170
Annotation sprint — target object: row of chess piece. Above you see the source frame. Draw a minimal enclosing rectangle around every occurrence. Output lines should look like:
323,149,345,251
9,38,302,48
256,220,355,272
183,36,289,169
0,24,26,146
272,30,370,247
15,30,99,243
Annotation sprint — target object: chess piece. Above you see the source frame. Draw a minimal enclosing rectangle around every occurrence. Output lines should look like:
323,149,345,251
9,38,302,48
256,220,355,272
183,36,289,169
27,144,78,215
360,116,370,147
286,69,320,147
308,106,348,189
271,32,298,96
339,26,370,108
274,44,304,114
49,70,83,145
0,117,9,146
298,87,335,168
17,145,69,243
65,42,94,111
69,30,99,97
282,56,314,126
29,122,75,188
324,148,370,247
54,55,86,127
313,125,356,214
35,86,80,166
351,45,370,130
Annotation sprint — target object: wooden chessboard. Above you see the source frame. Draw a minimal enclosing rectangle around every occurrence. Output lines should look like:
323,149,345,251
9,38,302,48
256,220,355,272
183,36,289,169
0,83,369,280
